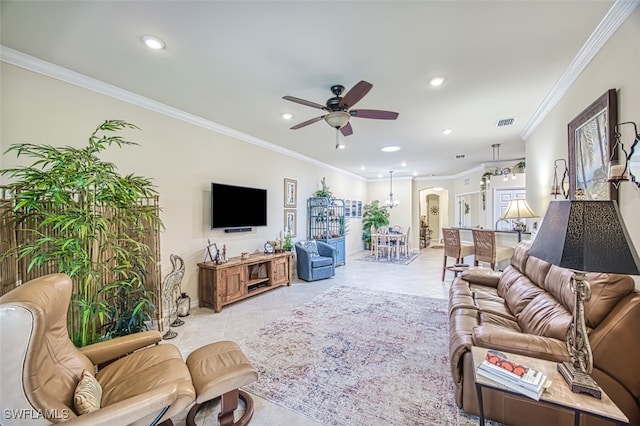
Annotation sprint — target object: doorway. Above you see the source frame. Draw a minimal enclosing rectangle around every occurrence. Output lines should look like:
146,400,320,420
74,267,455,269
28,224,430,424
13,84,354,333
419,188,449,247
455,192,480,228
493,188,526,230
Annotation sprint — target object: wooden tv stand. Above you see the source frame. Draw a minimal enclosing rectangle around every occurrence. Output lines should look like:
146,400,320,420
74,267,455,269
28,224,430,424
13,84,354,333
198,251,292,312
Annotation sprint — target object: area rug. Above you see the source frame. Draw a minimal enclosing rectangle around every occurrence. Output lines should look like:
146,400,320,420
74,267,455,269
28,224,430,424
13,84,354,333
240,286,490,425
356,251,421,265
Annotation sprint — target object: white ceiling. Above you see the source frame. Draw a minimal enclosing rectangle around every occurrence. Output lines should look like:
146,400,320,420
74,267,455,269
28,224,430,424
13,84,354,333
0,1,619,180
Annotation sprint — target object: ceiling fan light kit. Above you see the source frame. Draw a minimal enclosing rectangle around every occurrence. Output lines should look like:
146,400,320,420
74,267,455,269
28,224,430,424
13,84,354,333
324,111,351,128
283,80,399,143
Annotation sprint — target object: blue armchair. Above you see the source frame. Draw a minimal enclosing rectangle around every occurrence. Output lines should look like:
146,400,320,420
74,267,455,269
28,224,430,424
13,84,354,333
295,240,337,282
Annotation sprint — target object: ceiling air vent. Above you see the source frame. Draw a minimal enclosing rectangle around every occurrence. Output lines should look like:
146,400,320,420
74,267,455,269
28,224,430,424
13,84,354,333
455,154,465,159
496,117,516,127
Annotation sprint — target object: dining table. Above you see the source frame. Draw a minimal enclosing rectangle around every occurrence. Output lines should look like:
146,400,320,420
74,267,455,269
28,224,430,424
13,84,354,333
372,229,408,260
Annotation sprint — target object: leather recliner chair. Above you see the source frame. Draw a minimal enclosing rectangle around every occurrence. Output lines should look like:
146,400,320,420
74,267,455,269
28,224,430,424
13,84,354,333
0,273,195,425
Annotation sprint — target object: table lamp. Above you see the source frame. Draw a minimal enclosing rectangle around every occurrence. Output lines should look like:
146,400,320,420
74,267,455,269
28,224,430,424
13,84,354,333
528,200,640,398
500,198,537,242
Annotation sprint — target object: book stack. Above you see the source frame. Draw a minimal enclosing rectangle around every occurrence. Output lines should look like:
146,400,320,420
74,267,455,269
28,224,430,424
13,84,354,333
476,350,551,401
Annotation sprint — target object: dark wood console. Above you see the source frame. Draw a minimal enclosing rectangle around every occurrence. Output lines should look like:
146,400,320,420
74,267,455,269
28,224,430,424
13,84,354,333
198,251,292,312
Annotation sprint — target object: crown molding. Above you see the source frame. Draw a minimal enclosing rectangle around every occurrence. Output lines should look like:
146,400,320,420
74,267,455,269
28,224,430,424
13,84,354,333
0,45,364,181
520,0,638,140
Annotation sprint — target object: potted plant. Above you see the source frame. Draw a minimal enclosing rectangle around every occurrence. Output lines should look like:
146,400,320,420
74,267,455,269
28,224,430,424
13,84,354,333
515,160,526,173
0,120,162,347
313,177,334,200
362,200,390,248
282,231,293,251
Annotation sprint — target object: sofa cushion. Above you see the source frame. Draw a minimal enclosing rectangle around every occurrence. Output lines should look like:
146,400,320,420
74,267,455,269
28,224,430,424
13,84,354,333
509,240,531,273
502,275,545,317
310,256,333,268
479,311,520,331
474,297,514,321
523,255,552,290
517,293,572,340
584,273,634,328
472,325,570,362
496,266,522,298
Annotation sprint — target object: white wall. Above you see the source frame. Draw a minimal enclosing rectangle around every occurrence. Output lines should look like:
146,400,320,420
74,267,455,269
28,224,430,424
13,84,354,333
0,63,368,304
526,8,640,287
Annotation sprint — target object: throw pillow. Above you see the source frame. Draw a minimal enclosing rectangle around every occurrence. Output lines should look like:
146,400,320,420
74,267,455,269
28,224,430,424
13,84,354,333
74,369,102,415
302,240,320,257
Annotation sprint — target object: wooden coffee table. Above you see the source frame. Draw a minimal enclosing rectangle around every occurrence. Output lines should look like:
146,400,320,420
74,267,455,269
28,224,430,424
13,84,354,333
471,346,628,426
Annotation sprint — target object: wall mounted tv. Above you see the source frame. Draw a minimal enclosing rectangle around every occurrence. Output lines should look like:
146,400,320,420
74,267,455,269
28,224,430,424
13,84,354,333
211,183,267,229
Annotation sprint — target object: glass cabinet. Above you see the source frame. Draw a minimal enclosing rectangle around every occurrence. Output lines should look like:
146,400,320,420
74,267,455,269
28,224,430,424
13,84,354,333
307,197,346,265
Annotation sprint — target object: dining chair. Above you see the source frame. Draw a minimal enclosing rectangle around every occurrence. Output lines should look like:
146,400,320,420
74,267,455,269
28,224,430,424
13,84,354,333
471,228,514,271
442,228,474,280
375,226,394,261
398,226,410,257
370,224,377,254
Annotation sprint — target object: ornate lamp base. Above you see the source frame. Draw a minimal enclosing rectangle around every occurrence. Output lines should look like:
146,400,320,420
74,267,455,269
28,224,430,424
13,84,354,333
171,317,185,327
557,361,602,399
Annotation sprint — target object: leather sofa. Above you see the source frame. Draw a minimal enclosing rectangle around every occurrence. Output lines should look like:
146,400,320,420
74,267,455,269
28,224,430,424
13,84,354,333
449,241,640,426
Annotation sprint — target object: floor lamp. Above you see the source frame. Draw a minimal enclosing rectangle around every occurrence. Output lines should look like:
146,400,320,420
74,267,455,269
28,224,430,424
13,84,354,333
500,198,537,242
528,200,640,398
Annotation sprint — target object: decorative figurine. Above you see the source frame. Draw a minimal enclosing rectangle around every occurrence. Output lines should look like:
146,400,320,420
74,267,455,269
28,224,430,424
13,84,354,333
161,254,186,340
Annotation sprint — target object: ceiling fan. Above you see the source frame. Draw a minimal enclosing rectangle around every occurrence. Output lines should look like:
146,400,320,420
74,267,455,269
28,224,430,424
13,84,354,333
283,80,399,138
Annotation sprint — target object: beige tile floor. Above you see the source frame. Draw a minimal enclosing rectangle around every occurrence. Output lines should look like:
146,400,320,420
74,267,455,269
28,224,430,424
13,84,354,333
168,245,456,426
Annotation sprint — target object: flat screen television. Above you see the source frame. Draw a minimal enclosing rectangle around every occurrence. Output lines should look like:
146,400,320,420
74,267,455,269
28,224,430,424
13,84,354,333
211,183,267,229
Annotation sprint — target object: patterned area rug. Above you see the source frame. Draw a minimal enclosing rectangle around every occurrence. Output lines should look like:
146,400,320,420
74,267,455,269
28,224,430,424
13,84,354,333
241,286,487,425
356,251,421,265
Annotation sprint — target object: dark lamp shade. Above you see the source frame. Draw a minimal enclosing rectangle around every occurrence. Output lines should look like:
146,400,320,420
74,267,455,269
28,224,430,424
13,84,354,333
529,201,640,274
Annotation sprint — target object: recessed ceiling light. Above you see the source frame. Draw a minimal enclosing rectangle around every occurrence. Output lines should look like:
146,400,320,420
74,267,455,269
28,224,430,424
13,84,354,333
282,113,293,120
442,129,452,135
412,171,417,176
337,144,346,149
378,174,383,179
142,35,165,50
381,146,401,153
360,165,366,171
429,77,445,86
401,162,407,167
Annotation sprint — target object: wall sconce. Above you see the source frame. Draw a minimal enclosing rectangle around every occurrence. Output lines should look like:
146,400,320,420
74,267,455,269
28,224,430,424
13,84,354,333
608,122,639,188
551,159,569,199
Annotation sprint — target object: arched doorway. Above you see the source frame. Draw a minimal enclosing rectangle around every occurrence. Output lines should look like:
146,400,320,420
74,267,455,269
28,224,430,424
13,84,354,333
418,187,449,247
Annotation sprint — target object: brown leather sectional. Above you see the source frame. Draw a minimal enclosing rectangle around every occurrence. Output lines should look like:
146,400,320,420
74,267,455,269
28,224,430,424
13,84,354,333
449,241,640,426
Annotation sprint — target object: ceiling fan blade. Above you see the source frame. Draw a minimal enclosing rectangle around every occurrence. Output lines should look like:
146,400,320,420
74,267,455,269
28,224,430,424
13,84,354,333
340,122,353,136
290,115,325,130
283,96,327,110
350,109,399,120
339,80,373,109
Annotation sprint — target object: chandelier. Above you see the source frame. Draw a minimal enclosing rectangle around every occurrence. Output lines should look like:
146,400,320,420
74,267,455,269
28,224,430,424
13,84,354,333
486,143,514,182
385,171,399,208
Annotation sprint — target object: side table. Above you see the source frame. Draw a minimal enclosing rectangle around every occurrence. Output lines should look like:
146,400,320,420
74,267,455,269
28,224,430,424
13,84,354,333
471,346,628,426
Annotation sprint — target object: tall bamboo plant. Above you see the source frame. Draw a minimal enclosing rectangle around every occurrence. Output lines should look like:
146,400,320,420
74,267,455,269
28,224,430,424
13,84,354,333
1,120,162,347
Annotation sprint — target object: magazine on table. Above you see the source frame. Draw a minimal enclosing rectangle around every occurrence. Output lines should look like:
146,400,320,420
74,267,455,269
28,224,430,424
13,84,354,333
476,350,551,401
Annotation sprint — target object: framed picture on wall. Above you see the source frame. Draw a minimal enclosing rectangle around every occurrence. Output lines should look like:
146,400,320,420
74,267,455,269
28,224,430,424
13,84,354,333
284,178,297,208
284,209,297,237
568,89,618,201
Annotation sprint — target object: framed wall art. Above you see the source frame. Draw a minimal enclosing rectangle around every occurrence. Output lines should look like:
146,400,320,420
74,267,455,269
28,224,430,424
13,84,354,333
568,89,618,201
284,178,297,208
284,209,297,237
